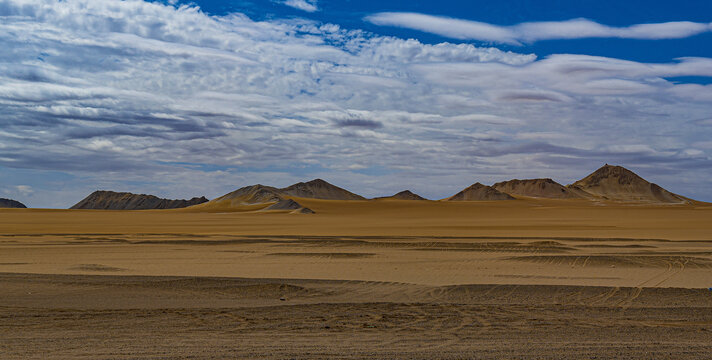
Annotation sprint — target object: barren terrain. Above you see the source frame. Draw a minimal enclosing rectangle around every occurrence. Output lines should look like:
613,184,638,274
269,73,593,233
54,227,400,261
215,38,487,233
1,198,711,358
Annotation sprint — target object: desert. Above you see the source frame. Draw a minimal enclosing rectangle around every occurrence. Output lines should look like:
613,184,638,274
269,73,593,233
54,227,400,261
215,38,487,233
3,1,712,358
2,165,712,359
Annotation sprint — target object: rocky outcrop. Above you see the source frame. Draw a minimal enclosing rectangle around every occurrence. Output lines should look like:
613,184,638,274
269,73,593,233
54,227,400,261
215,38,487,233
446,183,515,201
567,165,688,204
280,179,365,200
70,191,208,210
200,178,364,213
211,185,283,207
0,198,27,208
201,184,316,214
492,178,582,199
375,190,427,200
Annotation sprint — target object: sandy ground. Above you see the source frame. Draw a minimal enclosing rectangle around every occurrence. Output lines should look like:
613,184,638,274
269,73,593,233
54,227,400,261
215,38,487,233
1,199,711,358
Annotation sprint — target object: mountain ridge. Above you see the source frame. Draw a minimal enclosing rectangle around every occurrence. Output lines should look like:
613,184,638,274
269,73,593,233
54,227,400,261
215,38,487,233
66,165,699,211
194,178,366,213
70,191,208,210
446,183,515,201
492,178,582,199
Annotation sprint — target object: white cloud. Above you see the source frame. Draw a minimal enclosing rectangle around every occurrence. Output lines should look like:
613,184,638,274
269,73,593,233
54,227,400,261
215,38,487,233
283,0,318,12
0,0,710,206
365,13,712,45
15,185,33,196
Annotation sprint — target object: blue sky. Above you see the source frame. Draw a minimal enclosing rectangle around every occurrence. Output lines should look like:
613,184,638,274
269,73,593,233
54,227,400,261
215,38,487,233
188,0,712,63
1,0,711,207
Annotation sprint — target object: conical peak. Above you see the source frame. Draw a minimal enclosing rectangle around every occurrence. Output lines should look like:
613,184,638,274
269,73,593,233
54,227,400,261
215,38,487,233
306,178,329,185
387,190,427,200
569,164,688,204
281,178,365,200
285,178,334,189
577,164,646,187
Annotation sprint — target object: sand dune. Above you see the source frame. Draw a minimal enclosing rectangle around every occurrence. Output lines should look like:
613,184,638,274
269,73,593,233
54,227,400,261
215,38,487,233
265,199,315,214
206,184,284,207
192,184,314,213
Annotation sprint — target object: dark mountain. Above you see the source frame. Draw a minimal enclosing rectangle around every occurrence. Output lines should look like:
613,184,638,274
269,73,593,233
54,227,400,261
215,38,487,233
374,190,427,200
0,198,27,208
280,179,365,200
70,191,208,210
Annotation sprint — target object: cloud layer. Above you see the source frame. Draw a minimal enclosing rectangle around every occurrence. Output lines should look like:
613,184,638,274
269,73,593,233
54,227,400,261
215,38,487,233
365,13,712,45
1,0,711,206
283,0,318,13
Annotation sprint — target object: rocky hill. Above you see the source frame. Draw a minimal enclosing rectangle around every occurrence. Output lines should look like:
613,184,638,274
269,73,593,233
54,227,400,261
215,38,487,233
280,179,365,200
197,179,366,213
0,198,27,208
446,183,515,201
374,190,427,200
567,165,688,204
210,185,284,207
492,178,582,199
71,191,208,210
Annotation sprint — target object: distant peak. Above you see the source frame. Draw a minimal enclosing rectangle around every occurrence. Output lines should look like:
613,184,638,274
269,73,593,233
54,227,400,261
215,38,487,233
596,164,630,172
580,164,645,186
492,178,580,199
447,182,514,201
71,190,208,210
0,198,27,208
494,178,556,185
89,190,154,198
570,164,688,204
306,178,330,186
380,190,426,200
280,178,365,200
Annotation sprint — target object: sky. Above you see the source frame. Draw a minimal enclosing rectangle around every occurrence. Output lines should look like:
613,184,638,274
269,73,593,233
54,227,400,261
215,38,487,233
1,0,711,207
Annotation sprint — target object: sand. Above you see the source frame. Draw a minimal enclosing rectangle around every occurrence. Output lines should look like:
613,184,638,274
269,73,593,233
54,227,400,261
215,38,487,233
1,198,711,358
